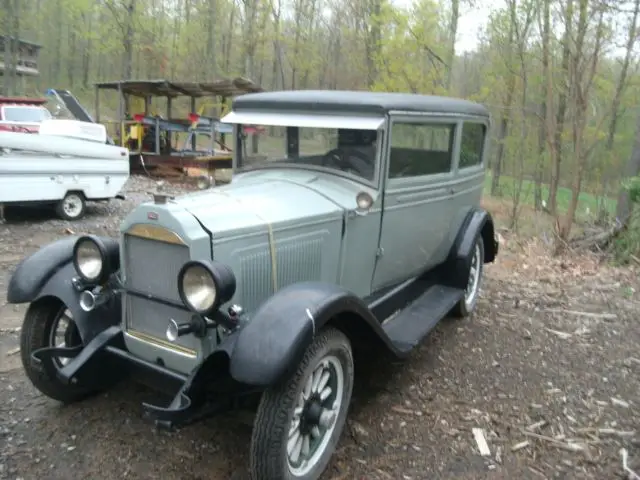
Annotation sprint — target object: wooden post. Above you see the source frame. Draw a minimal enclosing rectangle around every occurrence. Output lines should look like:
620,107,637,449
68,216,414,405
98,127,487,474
94,85,100,123
167,96,172,149
117,83,125,147
190,96,196,151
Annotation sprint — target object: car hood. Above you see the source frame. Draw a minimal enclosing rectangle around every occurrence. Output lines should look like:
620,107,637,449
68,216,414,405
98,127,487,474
175,174,345,238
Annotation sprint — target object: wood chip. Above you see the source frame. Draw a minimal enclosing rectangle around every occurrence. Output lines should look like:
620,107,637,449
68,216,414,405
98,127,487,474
511,440,531,452
520,429,585,452
543,308,617,320
526,420,547,431
621,448,640,480
611,397,630,408
391,406,416,415
472,428,491,456
545,328,572,339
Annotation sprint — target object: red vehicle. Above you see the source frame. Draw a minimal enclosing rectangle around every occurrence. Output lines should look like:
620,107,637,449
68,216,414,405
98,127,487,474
0,96,52,133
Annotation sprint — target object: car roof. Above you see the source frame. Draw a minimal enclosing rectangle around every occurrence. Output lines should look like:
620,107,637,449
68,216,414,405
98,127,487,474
232,90,490,118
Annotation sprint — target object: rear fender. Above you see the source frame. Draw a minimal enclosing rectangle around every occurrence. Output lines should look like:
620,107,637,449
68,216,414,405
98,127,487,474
228,282,396,388
7,236,122,344
445,207,499,289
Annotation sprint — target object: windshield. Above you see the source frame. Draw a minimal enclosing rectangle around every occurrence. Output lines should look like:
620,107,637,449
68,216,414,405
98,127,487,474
44,96,77,120
236,125,379,182
2,106,52,123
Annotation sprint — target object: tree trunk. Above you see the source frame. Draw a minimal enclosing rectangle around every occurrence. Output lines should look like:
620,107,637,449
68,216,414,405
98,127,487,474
547,0,573,215
445,0,459,91
555,1,604,251
123,0,136,79
535,0,551,211
491,22,516,197
612,0,640,225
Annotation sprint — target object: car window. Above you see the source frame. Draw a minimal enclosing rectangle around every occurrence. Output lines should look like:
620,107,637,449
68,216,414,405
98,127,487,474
2,106,52,122
389,122,455,178
238,125,378,182
459,122,486,169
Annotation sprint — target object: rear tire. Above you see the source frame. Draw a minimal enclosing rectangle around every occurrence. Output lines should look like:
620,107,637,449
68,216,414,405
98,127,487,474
56,191,86,221
20,299,95,403
451,235,484,318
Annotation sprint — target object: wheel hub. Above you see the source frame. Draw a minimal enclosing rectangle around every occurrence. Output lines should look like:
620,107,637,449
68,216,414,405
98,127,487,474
287,355,344,476
300,397,324,434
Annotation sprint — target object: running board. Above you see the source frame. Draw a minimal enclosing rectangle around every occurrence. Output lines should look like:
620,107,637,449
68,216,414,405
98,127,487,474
382,285,464,354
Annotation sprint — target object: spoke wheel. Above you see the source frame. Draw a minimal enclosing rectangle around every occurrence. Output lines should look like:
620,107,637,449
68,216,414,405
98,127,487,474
250,327,354,480
20,298,95,403
47,307,82,369
287,355,344,476
464,242,482,308
451,235,485,318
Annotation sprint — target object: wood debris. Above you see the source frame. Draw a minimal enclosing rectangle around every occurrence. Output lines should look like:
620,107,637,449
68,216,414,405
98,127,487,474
511,440,531,452
526,420,547,431
576,427,636,438
621,448,640,480
545,328,572,339
520,429,585,452
543,308,617,320
391,406,417,415
472,428,491,456
611,397,631,408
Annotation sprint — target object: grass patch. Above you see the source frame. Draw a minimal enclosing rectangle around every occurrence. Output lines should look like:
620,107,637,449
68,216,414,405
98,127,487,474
483,173,618,218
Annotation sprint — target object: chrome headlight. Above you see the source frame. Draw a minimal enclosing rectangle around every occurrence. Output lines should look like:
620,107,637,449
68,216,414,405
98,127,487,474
178,260,236,315
73,236,106,282
180,264,217,312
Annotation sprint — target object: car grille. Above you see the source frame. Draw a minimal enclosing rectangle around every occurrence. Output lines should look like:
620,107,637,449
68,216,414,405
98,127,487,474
123,233,199,353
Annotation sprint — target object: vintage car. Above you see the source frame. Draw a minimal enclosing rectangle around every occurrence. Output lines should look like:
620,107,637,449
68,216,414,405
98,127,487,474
7,90,498,480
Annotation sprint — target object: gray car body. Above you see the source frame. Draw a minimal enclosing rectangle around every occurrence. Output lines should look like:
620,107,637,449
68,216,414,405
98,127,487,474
117,91,491,376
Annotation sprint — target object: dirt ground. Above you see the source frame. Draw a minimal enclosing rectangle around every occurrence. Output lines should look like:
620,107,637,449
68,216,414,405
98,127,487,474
1,177,639,480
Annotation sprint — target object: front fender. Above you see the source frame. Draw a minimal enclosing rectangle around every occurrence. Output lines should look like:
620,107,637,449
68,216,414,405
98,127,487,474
7,236,122,344
28,262,122,344
229,282,391,388
7,236,80,304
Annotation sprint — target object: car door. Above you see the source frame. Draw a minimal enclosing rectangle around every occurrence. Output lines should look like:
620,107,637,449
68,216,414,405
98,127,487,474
371,115,460,292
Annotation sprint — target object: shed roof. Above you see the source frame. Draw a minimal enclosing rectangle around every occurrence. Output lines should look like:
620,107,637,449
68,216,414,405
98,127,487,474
0,35,42,48
232,90,489,117
94,77,263,98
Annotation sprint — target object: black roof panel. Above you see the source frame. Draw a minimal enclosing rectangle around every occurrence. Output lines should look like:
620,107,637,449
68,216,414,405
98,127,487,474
232,90,489,117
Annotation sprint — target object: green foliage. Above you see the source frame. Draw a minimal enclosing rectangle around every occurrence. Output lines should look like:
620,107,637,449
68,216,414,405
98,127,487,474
612,176,640,264
622,176,640,204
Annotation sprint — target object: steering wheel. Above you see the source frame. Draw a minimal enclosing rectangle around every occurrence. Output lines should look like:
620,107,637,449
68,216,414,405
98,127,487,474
322,148,372,177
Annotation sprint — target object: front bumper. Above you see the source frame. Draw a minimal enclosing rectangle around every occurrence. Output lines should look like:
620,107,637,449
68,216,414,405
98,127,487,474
31,326,237,428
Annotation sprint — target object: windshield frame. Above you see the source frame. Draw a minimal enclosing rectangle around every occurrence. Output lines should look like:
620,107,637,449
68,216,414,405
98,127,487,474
226,111,387,189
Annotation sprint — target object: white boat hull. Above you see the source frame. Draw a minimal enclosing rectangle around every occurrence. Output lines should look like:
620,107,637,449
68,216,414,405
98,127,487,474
0,131,130,205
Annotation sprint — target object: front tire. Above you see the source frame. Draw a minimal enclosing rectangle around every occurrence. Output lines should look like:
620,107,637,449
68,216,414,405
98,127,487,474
20,299,95,403
249,327,354,480
451,235,485,318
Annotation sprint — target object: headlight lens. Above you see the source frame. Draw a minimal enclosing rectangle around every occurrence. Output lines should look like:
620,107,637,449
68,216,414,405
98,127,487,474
181,264,217,313
75,239,104,281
